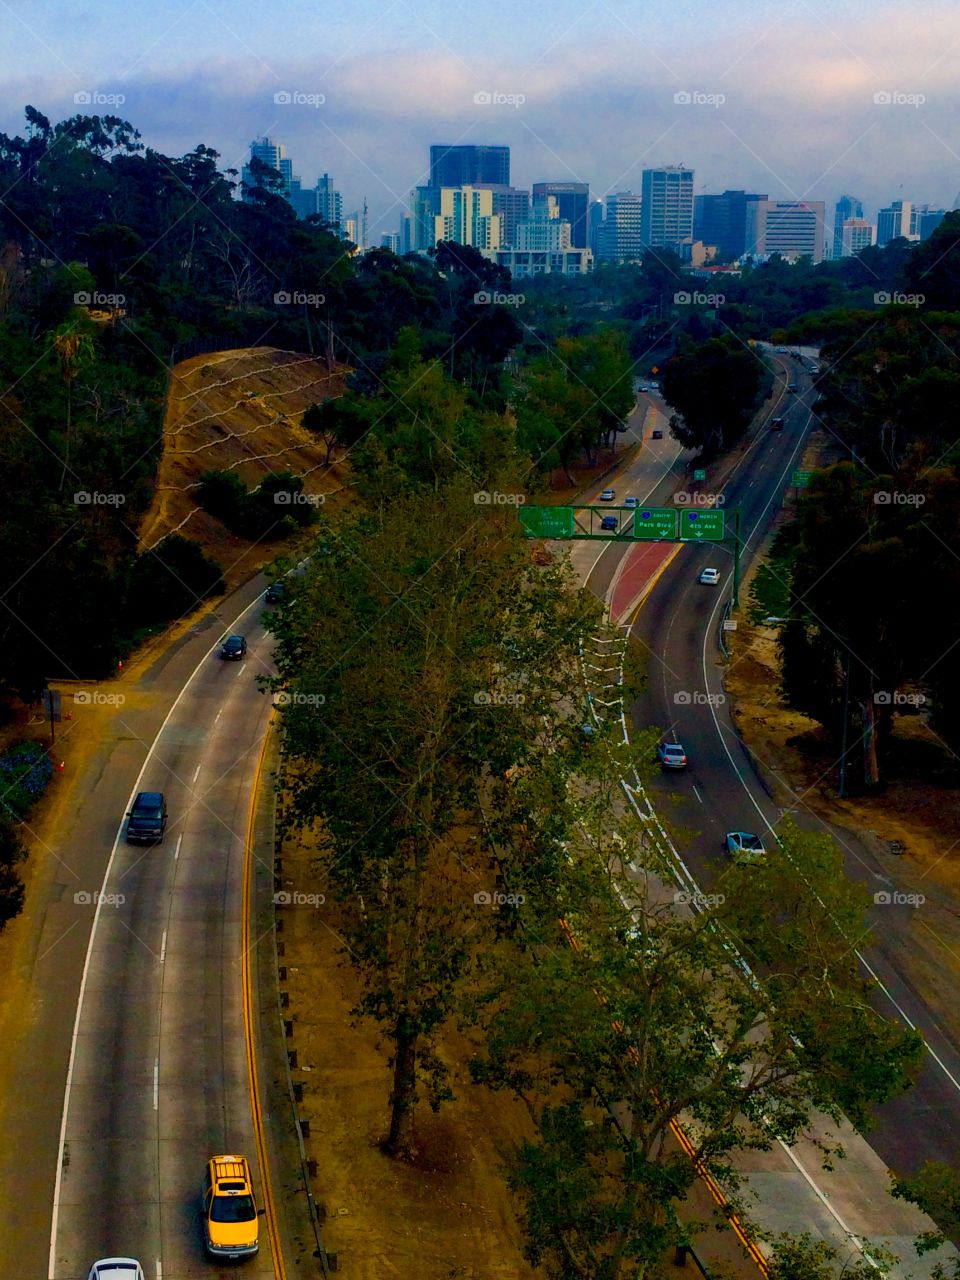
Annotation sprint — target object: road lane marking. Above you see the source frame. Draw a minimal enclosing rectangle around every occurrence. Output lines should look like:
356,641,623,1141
48,588,268,1279
242,713,286,1279
692,786,703,804
238,662,247,675
153,1058,159,1111
192,764,201,783
159,930,166,964
215,708,223,722
174,834,182,861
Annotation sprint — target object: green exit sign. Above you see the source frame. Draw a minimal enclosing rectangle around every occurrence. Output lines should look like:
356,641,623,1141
632,507,678,540
679,509,725,541
693,468,707,481
792,470,813,488
519,506,576,539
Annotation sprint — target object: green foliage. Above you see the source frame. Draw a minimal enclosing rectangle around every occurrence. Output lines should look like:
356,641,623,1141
129,534,225,625
0,741,54,818
0,813,26,929
660,334,770,456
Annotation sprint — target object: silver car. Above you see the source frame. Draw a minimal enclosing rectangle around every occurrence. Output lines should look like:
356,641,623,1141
88,1262,146,1280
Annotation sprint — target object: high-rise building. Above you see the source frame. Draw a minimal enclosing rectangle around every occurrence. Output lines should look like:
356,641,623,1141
839,218,876,257
314,174,342,230
918,208,946,240
241,139,343,228
399,212,413,255
745,200,826,262
472,185,530,248
487,247,594,277
596,192,643,262
429,145,510,189
831,195,863,259
516,198,573,252
531,182,589,248
694,190,768,260
432,187,501,250
876,200,913,246
909,204,946,240
588,199,605,257
411,186,441,251
640,166,694,249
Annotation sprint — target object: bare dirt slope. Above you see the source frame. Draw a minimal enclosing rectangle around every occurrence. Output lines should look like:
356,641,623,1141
138,347,349,588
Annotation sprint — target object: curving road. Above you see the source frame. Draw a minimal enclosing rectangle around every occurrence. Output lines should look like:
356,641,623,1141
0,579,282,1279
593,355,960,1179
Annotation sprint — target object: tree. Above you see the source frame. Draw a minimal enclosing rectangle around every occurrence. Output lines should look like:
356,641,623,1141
267,481,605,1157
660,335,769,457
472,821,920,1279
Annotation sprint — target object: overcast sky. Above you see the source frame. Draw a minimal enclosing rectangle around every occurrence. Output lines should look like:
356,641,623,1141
3,0,960,242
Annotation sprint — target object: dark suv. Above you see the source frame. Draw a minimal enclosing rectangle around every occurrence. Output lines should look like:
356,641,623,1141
220,634,247,660
127,792,167,844
770,417,784,430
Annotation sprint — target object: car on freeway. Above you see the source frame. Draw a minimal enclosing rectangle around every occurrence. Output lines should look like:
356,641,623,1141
624,495,639,508
264,581,285,604
776,345,787,353
126,791,167,844
599,488,615,501
725,831,766,863
648,380,660,390
787,382,798,392
809,364,820,374
651,428,663,439
88,1262,145,1280
698,567,720,585
770,416,784,431
656,741,688,769
202,1154,263,1260
220,634,247,661
600,514,618,531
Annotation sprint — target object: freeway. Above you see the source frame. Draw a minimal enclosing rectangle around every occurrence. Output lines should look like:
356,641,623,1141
579,354,960,1217
0,576,285,1279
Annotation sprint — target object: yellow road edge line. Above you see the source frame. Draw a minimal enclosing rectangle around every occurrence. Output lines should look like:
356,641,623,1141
242,712,287,1280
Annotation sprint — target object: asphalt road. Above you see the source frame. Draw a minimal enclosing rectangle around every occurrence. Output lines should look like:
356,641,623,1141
612,356,960,1177
0,577,280,1280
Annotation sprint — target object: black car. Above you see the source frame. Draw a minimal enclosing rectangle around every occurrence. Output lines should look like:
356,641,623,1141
264,581,284,604
220,634,247,660
127,791,167,844
770,417,784,430
787,382,798,393
651,429,663,439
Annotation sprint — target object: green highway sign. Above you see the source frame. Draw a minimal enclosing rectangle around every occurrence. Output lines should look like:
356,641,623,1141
519,506,576,539
693,468,707,481
792,470,813,488
632,507,678,540
679,508,725,541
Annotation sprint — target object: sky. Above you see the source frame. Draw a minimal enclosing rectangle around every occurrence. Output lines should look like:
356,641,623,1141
3,0,960,243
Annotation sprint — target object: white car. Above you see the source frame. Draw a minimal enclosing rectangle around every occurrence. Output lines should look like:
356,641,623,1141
725,831,766,864
698,568,720,585
600,489,615,501
624,495,638,508
88,1262,146,1280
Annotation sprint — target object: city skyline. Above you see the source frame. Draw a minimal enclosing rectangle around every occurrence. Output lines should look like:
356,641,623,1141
3,1,960,244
